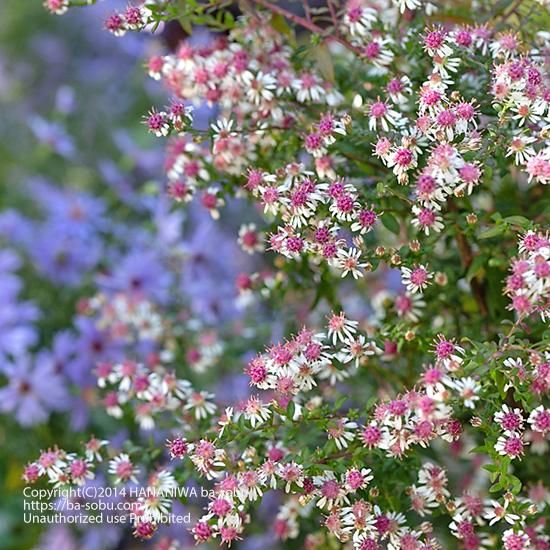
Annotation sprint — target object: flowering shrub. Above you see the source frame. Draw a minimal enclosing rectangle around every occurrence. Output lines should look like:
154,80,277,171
1,0,549,548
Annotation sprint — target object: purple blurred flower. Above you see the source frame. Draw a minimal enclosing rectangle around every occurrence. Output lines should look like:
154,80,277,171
0,351,69,426
97,249,173,305
30,222,102,286
68,317,123,385
0,250,39,356
181,211,244,322
28,115,76,158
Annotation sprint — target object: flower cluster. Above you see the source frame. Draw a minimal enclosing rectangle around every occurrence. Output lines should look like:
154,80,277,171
505,230,550,320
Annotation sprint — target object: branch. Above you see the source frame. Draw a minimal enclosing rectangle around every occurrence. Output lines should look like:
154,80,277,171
251,0,363,56
448,201,489,317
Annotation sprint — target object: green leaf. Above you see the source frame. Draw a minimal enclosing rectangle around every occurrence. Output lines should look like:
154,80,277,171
478,225,505,239
503,215,530,228
381,212,400,235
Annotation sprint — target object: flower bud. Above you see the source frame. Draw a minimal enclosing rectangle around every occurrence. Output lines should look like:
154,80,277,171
435,272,448,286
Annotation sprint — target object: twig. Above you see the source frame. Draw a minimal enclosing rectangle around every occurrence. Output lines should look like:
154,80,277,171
251,0,363,56
448,201,489,317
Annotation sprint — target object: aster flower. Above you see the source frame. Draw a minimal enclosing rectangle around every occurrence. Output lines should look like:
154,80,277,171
109,453,140,484
326,417,358,450
483,499,521,526
326,312,358,345
401,264,433,293
336,247,368,279
450,377,480,409
0,352,69,426
495,431,527,459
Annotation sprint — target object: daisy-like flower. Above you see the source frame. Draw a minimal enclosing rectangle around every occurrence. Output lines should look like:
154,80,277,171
394,292,426,322
423,28,453,58
211,117,237,140
236,469,264,502
243,396,271,428
363,38,395,69
145,109,170,137
341,4,377,36
184,391,217,420
337,335,379,367
326,312,358,345
432,334,465,370
68,457,94,486
336,247,367,279
326,417,358,450
411,205,444,235
201,187,225,220
278,461,304,493
528,405,550,434
401,264,433,294
451,377,480,409
394,0,422,13
502,528,529,549
315,474,348,509
495,431,527,459
525,148,550,185
238,223,264,254
344,467,373,492
351,207,379,234
455,162,482,196
84,437,109,462
166,436,191,459
44,0,69,15
138,492,172,523
494,405,524,432
483,499,521,526
386,76,412,105
506,134,536,165
109,453,140,484
388,146,417,183
367,100,401,132
241,70,277,105
292,72,325,103
414,173,448,208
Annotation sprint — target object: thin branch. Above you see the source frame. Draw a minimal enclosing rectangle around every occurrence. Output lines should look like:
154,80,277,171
448,201,489,317
251,0,363,56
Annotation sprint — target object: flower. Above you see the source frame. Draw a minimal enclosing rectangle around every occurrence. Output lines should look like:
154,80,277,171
326,417,358,450
483,499,521,526
495,432,527,459
401,265,433,294
451,377,480,409
0,352,69,426
109,454,140,484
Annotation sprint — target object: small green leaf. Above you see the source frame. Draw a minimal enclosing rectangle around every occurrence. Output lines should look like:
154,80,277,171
381,212,400,235
503,215,530,228
478,225,505,239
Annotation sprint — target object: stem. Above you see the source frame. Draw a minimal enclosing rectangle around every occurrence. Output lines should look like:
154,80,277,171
251,0,363,56
448,201,489,317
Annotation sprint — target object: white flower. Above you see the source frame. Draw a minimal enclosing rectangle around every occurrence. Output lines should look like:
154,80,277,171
326,417,357,450
108,453,139,484
326,312,358,345
184,391,217,420
336,247,367,279
451,377,480,409
241,70,277,105
394,0,422,14
243,396,271,428
483,499,521,526
401,265,433,294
